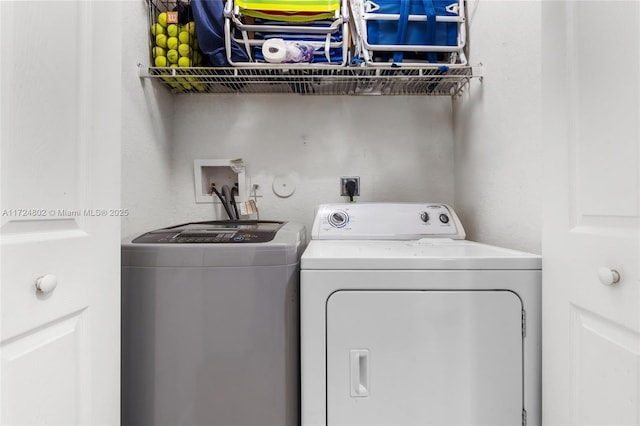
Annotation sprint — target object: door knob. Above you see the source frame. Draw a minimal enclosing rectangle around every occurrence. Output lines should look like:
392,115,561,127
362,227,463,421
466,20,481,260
35,274,58,294
598,268,620,286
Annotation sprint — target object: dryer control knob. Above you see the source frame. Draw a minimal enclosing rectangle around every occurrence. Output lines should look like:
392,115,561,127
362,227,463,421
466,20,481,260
420,212,429,223
439,214,450,224
328,211,348,228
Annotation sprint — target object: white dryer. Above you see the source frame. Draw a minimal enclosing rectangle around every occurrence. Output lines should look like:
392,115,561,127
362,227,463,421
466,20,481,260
301,203,541,426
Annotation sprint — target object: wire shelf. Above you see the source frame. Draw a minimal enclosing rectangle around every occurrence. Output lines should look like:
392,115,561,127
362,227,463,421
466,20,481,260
141,0,479,96
139,65,477,95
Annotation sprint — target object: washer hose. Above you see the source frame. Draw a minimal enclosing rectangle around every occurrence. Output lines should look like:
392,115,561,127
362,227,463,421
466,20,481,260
221,185,237,220
211,186,235,220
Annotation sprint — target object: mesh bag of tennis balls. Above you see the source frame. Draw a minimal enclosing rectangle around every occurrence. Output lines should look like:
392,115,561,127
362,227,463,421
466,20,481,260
151,7,207,91
151,17,204,68
151,4,205,61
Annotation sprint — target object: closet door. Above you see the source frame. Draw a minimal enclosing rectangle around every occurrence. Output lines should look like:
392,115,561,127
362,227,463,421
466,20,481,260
0,1,122,424
326,290,523,426
542,1,640,425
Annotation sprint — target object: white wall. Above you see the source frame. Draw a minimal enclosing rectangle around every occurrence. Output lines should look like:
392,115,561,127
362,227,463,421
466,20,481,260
453,0,542,254
120,1,455,238
120,7,456,237
168,95,454,235
121,1,175,237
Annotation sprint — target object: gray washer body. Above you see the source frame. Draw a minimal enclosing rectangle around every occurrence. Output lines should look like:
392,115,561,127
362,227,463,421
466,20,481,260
121,221,307,426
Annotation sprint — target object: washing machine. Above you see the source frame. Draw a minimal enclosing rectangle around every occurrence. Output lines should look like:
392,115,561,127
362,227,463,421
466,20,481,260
301,203,541,426
121,220,306,426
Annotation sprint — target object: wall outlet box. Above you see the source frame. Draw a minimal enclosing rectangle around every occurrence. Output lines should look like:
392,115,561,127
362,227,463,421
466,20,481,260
194,159,246,204
340,176,360,197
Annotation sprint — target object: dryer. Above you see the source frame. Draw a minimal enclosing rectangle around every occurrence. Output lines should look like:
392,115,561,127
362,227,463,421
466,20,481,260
300,203,541,426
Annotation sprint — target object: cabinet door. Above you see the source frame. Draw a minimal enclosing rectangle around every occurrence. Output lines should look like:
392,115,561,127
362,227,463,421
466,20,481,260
541,2,640,425
0,1,121,424
327,290,523,426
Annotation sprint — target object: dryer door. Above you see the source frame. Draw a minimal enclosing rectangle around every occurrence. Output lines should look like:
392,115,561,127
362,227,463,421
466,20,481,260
326,290,523,426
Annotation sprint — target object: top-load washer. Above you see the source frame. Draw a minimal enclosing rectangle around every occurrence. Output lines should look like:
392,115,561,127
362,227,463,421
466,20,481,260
121,220,306,426
300,203,541,426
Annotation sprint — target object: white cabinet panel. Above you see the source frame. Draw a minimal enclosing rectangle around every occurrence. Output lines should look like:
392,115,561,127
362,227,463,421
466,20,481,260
327,290,523,426
1,313,85,426
1,1,83,220
571,2,639,219
572,307,640,426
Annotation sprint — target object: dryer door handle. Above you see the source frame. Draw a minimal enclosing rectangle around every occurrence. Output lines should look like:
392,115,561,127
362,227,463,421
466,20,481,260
350,349,370,397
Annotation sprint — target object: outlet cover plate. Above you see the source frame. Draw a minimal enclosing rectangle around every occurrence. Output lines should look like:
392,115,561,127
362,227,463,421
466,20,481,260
340,176,360,196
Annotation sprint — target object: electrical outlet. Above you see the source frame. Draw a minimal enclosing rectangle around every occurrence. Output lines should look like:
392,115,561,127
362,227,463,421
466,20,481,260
340,176,360,197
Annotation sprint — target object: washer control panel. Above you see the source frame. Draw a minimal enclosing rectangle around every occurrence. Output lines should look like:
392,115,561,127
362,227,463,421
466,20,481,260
132,221,284,243
311,203,465,240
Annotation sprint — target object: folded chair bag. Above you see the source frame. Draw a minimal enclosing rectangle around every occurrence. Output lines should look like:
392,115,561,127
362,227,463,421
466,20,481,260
192,0,249,65
234,0,340,12
367,0,458,48
239,8,336,21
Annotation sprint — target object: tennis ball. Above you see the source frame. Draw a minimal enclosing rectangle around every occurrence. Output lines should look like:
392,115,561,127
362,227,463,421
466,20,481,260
178,31,191,45
184,21,196,35
154,55,168,67
152,46,166,58
178,44,191,57
178,57,192,67
192,51,202,64
167,36,179,50
193,83,207,92
166,24,178,37
150,23,164,36
157,12,168,27
167,49,179,64
155,34,167,48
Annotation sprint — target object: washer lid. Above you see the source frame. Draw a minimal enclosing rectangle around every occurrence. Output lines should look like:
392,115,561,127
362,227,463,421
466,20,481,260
122,221,307,267
301,239,541,270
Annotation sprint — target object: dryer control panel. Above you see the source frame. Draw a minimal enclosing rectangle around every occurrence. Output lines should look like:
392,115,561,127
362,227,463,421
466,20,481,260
311,203,465,240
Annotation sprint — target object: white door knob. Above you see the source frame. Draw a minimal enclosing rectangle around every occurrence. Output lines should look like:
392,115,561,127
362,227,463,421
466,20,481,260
35,274,58,294
598,268,620,286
